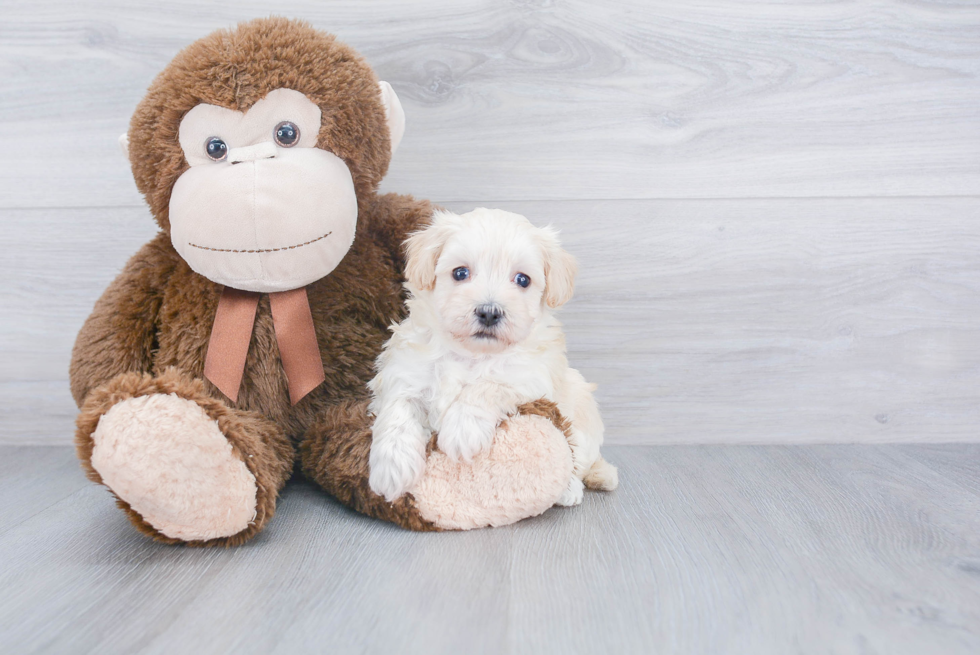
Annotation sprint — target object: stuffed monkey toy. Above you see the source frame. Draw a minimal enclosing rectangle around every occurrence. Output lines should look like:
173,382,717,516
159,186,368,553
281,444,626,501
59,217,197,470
69,17,574,546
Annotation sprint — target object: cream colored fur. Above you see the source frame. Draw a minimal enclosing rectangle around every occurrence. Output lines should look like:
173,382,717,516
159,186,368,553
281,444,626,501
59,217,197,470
412,414,573,529
166,83,404,293
90,393,258,541
378,81,405,155
368,208,618,505
170,89,357,293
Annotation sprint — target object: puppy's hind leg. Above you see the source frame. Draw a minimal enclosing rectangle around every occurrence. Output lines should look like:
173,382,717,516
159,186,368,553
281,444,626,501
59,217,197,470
584,456,619,491
557,457,616,507
557,368,617,493
556,475,585,507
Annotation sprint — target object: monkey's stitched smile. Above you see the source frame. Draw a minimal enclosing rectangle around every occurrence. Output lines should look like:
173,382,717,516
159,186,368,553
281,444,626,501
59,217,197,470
188,231,332,254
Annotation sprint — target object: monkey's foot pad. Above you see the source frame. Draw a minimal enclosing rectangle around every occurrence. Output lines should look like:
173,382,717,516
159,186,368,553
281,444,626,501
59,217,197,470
411,413,573,529
91,393,258,540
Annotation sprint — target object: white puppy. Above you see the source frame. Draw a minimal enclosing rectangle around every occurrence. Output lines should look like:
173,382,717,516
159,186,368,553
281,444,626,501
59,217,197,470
367,207,618,507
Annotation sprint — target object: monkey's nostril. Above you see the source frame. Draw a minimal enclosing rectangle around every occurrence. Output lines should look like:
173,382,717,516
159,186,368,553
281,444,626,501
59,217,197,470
227,142,278,164
475,304,504,328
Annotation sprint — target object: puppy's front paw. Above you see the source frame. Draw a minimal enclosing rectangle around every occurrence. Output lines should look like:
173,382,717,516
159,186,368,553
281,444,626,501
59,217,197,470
438,403,498,462
556,476,585,507
369,429,427,502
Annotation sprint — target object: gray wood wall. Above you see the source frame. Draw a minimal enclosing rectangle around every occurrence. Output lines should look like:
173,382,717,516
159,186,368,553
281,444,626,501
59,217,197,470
2,1,979,445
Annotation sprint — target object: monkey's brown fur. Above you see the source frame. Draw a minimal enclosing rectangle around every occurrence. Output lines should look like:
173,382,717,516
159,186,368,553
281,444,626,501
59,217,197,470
71,18,569,545
126,18,395,233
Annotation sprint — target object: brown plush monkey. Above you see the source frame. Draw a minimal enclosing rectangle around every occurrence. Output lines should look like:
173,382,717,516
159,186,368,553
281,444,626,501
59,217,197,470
70,17,573,546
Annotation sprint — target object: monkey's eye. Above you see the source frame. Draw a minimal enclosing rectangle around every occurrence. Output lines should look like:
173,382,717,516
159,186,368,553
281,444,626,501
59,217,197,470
514,273,531,288
205,137,228,161
452,267,470,282
274,121,300,147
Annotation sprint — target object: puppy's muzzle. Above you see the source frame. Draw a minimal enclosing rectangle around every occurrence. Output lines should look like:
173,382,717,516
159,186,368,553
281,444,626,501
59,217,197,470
475,303,504,328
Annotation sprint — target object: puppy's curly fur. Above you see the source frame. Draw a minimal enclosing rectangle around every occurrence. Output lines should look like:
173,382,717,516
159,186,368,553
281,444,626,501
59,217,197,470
368,208,618,505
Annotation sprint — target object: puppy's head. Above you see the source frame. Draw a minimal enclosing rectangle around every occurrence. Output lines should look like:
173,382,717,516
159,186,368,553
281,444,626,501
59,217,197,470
404,208,577,354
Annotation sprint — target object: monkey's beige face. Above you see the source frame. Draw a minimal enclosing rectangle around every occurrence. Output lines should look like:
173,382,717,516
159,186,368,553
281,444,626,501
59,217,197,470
169,87,402,292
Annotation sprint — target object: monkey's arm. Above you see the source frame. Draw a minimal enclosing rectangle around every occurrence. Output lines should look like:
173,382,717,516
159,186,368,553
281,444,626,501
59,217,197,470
363,193,434,274
69,232,178,406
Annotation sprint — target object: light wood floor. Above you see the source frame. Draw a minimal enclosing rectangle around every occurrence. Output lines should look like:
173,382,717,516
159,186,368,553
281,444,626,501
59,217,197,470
2,444,979,654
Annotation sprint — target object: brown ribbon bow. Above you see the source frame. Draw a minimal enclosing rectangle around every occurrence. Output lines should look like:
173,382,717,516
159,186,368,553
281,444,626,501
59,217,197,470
204,286,325,406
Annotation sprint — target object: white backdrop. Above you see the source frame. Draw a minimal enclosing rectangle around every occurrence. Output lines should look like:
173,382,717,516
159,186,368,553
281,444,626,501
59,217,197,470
2,0,979,444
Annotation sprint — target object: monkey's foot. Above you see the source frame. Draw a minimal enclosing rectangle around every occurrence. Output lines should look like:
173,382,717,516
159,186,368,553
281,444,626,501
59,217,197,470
91,393,258,541
300,398,574,531
410,410,573,529
76,369,294,546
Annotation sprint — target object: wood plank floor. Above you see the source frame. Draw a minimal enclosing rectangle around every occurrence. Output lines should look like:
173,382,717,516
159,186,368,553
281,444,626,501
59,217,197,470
1,444,979,654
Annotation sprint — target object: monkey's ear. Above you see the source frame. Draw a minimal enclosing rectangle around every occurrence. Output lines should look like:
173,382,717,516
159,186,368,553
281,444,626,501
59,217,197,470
403,211,457,292
118,133,130,161
378,81,405,156
538,227,578,309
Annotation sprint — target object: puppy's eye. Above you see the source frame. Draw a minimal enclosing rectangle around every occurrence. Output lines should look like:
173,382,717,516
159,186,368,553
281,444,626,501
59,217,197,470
274,121,300,147
205,137,228,161
514,272,531,288
452,267,470,282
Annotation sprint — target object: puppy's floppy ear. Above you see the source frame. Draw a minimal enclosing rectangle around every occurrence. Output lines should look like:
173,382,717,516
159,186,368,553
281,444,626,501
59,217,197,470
538,226,578,308
404,211,457,292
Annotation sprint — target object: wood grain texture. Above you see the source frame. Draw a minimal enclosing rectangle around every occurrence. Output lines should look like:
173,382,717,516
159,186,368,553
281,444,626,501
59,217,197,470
4,198,979,446
0,447,89,536
1,444,978,654
1,0,978,208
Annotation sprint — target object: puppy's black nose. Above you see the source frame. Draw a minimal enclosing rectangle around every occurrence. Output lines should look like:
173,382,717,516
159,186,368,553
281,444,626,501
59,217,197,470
475,304,504,328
